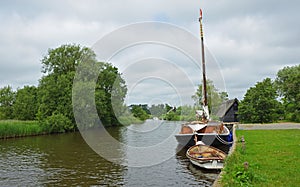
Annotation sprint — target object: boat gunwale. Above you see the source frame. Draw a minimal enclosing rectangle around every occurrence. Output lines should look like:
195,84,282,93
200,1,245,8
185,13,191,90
174,126,230,136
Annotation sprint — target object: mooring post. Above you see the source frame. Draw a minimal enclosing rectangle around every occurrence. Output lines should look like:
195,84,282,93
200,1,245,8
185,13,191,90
241,135,246,153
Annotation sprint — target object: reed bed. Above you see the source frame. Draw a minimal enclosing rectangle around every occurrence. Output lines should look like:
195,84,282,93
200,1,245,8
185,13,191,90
0,120,43,139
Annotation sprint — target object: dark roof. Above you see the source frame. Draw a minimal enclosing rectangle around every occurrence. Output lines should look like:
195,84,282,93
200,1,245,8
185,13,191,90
216,98,238,118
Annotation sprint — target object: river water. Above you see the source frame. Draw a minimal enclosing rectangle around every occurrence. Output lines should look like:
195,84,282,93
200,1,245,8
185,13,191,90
0,120,227,186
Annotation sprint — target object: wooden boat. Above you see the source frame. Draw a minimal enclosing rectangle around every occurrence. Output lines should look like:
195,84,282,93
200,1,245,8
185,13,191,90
175,121,231,147
186,144,226,169
175,9,232,147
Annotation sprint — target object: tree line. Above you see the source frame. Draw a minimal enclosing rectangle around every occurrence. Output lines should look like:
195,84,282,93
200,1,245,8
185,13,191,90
130,81,230,122
129,64,300,124
0,43,298,127
129,104,196,121
0,44,130,133
239,64,300,123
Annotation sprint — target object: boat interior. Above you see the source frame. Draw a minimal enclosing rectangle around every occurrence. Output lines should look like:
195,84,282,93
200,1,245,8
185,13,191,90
180,122,227,134
188,146,226,160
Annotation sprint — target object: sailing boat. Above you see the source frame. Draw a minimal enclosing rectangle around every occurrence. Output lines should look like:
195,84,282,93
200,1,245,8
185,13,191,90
175,9,231,147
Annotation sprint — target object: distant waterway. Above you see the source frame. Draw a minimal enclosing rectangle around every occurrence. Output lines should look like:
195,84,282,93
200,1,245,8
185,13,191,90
0,120,228,186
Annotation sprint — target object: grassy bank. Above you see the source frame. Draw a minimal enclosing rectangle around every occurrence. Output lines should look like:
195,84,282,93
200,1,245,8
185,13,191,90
221,129,300,186
0,120,44,139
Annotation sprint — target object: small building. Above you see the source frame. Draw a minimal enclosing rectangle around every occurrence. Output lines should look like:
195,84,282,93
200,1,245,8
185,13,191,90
216,98,239,122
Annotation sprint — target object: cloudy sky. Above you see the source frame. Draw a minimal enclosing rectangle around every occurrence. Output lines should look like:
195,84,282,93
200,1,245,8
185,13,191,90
1,0,299,106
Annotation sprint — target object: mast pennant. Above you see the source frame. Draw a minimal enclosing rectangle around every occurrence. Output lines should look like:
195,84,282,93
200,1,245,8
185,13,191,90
200,9,203,19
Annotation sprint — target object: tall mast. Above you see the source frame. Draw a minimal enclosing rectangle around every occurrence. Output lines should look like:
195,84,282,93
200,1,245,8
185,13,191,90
199,9,208,121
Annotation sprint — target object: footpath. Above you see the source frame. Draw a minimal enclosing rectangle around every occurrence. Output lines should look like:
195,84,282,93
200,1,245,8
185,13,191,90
237,123,300,130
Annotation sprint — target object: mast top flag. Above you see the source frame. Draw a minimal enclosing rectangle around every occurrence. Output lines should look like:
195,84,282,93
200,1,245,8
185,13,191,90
199,9,209,122
199,8,203,20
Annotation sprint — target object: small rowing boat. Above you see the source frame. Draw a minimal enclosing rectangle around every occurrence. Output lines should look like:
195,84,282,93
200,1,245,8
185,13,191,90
186,143,227,169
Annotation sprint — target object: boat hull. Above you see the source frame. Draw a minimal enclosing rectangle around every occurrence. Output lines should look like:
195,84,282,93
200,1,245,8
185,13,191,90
190,159,224,169
175,133,230,147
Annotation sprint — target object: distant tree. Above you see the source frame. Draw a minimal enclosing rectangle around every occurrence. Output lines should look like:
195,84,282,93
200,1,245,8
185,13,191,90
0,86,15,119
276,65,300,122
192,79,228,115
149,104,166,118
239,78,282,123
13,86,38,120
179,105,198,121
130,105,150,121
164,105,180,121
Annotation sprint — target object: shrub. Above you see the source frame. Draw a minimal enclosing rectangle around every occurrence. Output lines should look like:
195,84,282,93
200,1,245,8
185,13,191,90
42,113,74,133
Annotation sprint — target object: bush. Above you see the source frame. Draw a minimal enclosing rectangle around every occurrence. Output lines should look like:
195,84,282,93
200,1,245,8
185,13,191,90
42,113,74,133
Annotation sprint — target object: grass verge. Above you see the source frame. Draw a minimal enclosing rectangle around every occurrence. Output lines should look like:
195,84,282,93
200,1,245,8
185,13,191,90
221,129,300,186
0,120,44,139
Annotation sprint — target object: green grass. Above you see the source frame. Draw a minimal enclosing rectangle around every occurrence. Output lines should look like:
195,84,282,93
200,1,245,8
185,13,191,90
221,129,300,186
0,120,44,139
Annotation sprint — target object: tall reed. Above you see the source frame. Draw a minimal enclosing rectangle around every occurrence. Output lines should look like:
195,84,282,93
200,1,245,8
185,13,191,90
0,120,43,139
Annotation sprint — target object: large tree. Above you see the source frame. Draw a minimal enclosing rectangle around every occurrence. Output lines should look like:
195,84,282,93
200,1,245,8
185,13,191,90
38,44,127,131
37,44,91,128
276,65,300,122
0,86,15,119
13,86,38,120
192,79,228,115
239,78,282,123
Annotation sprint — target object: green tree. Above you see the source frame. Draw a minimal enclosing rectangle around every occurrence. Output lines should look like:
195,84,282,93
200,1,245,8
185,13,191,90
42,113,73,133
180,105,198,121
149,104,166,118
96,63,127,126
37,44,97,131
164,106,181,121
38,44,127,131
276,65,300,122
192,79,228,115
0,86,15,119
13,86,38,120
130,105,150,121
239,78,281,123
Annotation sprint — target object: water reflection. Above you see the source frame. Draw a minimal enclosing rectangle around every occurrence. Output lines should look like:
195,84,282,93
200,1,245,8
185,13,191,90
0,120,229,186
0,133,126,186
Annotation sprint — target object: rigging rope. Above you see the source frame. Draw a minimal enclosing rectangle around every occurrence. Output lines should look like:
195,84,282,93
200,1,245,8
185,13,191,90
215,134,233,145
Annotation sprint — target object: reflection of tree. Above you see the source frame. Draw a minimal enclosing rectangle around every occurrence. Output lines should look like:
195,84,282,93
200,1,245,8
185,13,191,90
36,133,126,186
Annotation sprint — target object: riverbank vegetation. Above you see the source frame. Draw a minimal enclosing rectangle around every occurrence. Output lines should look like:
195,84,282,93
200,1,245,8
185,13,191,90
0,120,43,139
221,129,300,186
0,44,138,137
0,43,298,137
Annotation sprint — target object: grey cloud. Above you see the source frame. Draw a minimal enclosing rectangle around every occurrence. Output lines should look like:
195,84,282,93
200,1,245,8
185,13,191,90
0,0,299,104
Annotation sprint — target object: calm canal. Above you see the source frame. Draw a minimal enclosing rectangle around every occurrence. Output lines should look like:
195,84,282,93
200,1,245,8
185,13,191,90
0,120,226,186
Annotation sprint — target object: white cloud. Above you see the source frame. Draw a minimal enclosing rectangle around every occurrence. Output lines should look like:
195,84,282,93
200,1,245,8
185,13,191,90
0,0,299,103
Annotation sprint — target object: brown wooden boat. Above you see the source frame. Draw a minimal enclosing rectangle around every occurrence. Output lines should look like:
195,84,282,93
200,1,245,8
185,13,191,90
186,144,226,169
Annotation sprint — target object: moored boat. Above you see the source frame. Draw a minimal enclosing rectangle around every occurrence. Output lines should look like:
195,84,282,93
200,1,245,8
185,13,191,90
175,9,232,147
175,121,231,147
186,144,227,169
